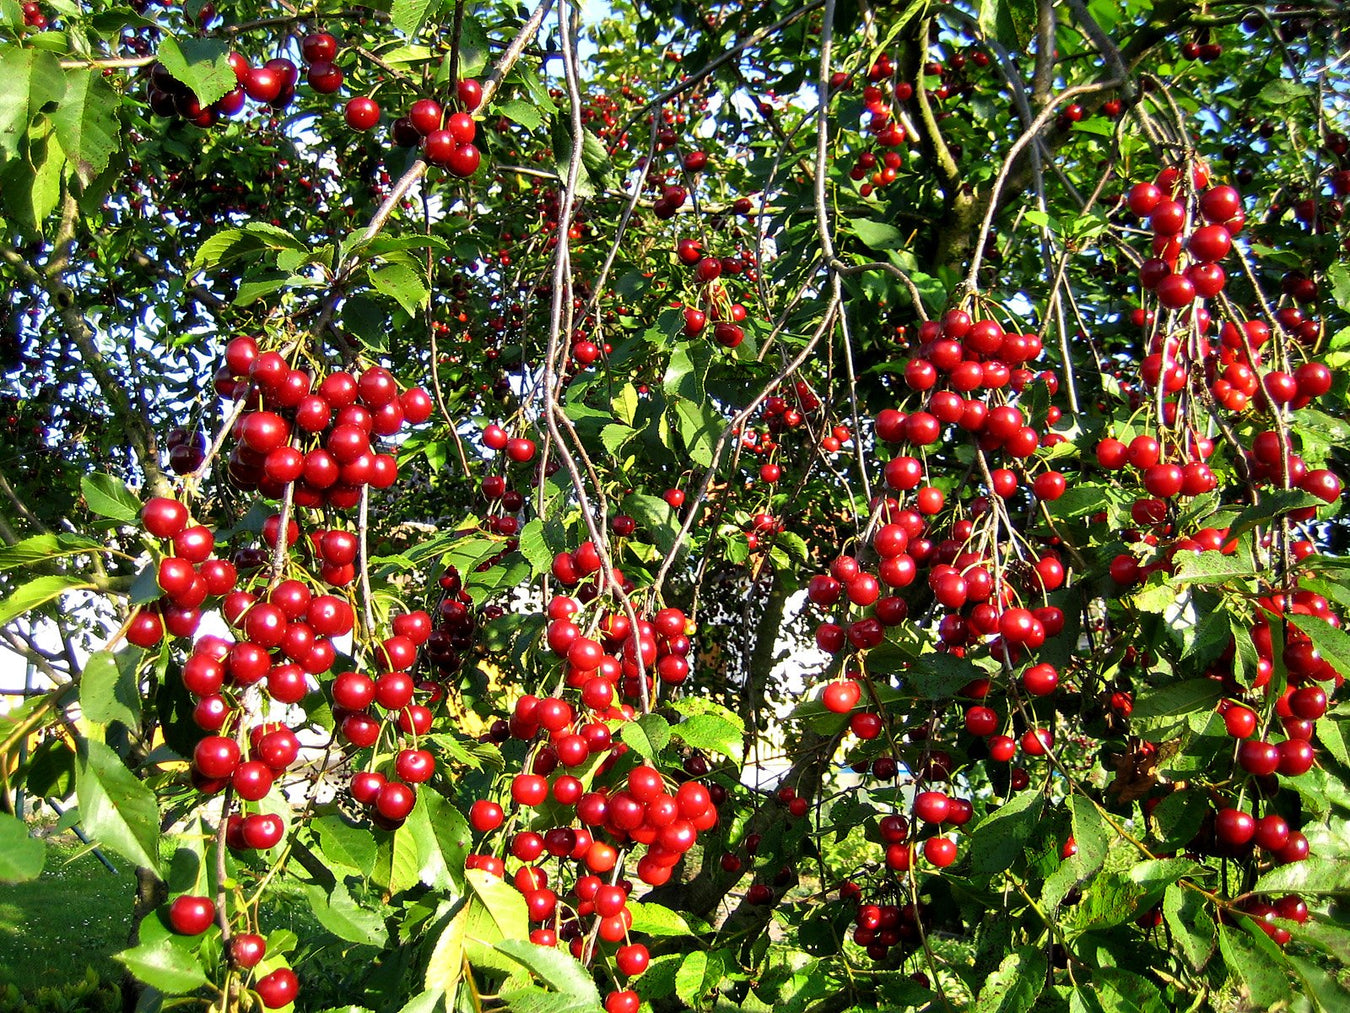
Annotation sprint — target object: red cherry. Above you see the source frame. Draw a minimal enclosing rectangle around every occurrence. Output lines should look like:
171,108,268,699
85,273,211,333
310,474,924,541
456,78,482,110
447,142,481,177
512,773,549,807
395,748,435,784
822,680,861,713
923,836,957,867
194,736,241,779
168,895,215,935
142,497,189,538
470,799,504,832
1238,740,1280,776
615,943,649,978
255,968,298,1009
306,60,343,93
300,32,338,63
376,781,416,820
230,933,267,969
1215,807,1255,846
409,98,442,135
913,791,950,824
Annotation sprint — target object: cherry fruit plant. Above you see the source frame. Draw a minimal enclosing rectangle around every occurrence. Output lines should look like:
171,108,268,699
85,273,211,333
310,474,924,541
1,0,1350,1011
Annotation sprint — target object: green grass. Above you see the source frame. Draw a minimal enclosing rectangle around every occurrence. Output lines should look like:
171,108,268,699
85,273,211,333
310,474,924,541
0,834,136,993
0,827,385,1011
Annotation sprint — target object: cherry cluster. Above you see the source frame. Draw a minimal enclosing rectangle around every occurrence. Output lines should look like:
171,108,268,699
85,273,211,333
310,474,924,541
840,52,912,197
455,593,712,1011
480,422,537,536
848,891,935,964
124,335,436,1006
1102,159,1343,946
145,32,342,127
675,237,755,350
216,336,432,508
794,308,1083,882
141,25,488,183
382,79,485,179
20,1,46,28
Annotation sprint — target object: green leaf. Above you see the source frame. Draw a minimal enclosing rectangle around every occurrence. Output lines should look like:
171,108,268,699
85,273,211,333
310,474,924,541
80,650,142,729
1171,550,1258,584
1090,967,1168,1013
1254,857,1350,896
2,121,65,237
966,790,1042,875
977,0,1036,49
454,14,490,76
600,423,633,457
155,37,235,107
906,651,984,699
463,868,529,974
1318,717,1350,768
370,261,429,315
0,47,64,160
851,219,903,250
1259,79,1311,105
1069,796,1109,876
1128,857,1208,902
394,992,443,1013
116,934,209,994
518,518,553,577
1329,263,1350,313
24,736,75,797
499,99,542,131
0,573,94,626
0,532,103,571
1062,874,1145,935
192,227,246,270
612,382,639,427
622,713,671,759
0,812,45,883
1227,489,1323,538
673,714,742,761
1298,915,1350,964
1131,679,1222,720
673,397,721,467
625,902,692,936
621,493,681,558
663,342,705,401
675,949,724,1008
973,946,1044,1013
496,940,602,1009
1151,789,1207,852
1287,951,1350,1013
81,472,140,522
76,737,163,875
390,0,441,37
424,905,467,994
1163,884,1215,972
50,69,119,186
417,790,470,890
1218,921,1294,1007
1289,614,1350,680
304,882,389,946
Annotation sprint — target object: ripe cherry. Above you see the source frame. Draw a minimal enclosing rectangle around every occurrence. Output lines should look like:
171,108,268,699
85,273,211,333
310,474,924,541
615,943,650,977
168,895,215,935
822,680,861,713
255,968,299,1009
230,933,266,969
923,836,957,868
345,96,379,130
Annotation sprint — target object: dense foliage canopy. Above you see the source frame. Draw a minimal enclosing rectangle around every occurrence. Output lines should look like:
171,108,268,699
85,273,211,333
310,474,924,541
2,0,1350,1011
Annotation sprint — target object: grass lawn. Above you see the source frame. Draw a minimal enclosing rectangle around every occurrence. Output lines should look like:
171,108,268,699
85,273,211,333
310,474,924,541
0,833,136,993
